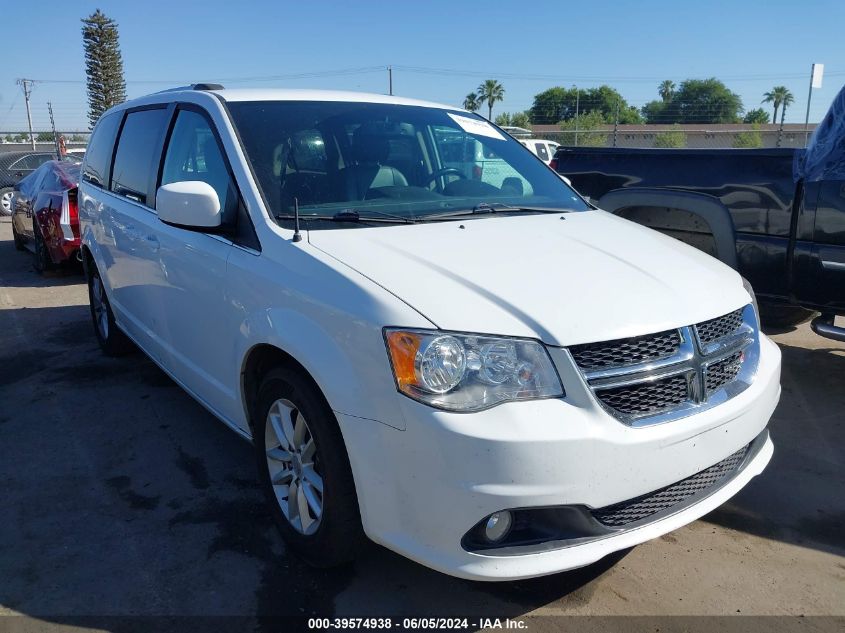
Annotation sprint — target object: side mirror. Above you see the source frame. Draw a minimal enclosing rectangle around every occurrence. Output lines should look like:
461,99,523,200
156,181,221,228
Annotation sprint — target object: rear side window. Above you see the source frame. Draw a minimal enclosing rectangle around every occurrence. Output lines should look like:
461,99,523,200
535,143,549,161
111,108,169,206
82,112,121,187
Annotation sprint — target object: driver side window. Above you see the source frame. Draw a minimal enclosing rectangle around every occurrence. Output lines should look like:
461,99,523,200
160,109,237,222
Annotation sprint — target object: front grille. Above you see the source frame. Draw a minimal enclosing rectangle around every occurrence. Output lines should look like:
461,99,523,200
595,374,688,416
592,443,750,527
695,309,743,346
705,351,743,394
569,330,680,371
571,306,755,425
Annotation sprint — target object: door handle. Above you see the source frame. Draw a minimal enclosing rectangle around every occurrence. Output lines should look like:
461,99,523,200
145,235,160,251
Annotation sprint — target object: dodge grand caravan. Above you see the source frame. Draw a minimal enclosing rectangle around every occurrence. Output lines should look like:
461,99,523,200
79,85,780,581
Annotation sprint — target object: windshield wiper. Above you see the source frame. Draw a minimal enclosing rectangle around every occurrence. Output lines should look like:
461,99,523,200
423,201,567,221
275,208,416,224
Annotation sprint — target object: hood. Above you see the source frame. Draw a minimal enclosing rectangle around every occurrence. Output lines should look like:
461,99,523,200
308,210,750,346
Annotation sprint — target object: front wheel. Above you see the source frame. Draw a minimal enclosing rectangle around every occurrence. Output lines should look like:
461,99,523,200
87,262,134,356
254,366,364,567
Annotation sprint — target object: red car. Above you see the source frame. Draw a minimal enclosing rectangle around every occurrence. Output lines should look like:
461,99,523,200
11,160,81,272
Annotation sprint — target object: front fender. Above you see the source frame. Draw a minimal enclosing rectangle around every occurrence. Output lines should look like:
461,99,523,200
236,306,412,431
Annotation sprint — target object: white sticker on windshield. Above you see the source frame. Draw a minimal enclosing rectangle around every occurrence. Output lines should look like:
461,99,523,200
448,113,505,141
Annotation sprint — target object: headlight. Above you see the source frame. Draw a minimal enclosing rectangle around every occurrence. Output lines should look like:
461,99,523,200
384,329,564,412
741,276,760,328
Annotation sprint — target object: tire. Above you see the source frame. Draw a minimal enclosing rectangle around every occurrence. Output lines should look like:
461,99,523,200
87,261,134,356
32,220,54,273
0,187,13,217
12,221,25,251
759,304,817,328
254,365,364,568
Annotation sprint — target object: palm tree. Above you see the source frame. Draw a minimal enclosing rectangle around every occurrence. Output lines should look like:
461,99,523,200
763,86,793,126
463,93,480,112
779,88,795,125
659,80,675,103
476,79,505,121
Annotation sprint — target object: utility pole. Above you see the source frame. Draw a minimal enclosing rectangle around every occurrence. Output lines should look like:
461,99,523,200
16,78,36,150
48,102,60,157
573,85,580,147
613,102,620,147
805,63,824,146
388,66,393,96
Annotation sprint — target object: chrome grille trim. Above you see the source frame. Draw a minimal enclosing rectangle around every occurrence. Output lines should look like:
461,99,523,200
569,304,759,427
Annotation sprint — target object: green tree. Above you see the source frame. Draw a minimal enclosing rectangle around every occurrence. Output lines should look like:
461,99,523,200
743,108,770,124
559,111,608,146
530,86,578,124
642,100,668,123
530,85,641,125
82,9,127,128
671,78,743,123
509,111,531,129
496,111,531,129
659,80,676,103
35,131,54,142
653,125,687,148
463,93,480,112
70,134,87,142
733,124,763,148
3,134,14,142
477,79,505,121
762,86,794,126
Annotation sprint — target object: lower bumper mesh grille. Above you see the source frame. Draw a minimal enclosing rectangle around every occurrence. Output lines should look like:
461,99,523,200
591,443,750,528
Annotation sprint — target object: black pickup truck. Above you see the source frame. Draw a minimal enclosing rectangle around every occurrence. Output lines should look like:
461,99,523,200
552,85,845,341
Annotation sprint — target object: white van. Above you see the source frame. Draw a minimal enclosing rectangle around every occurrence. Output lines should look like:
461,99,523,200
79,85,778,581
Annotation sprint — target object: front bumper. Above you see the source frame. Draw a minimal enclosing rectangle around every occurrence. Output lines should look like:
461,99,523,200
337,334,780,581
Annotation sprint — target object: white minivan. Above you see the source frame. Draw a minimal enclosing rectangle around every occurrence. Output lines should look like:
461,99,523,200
79,85,780,581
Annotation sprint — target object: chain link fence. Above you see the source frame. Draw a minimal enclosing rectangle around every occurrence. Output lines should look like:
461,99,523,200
531,124,816,149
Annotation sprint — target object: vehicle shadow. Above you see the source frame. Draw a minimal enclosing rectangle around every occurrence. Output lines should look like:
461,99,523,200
701,341,845,557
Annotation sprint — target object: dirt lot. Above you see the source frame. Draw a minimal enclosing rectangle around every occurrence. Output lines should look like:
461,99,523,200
0,217,843,630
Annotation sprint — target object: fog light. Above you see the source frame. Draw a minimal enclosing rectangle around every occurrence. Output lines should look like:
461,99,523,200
484,511,512,542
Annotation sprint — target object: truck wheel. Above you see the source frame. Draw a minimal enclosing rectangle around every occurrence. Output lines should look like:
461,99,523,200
759,304,816,328
87,263,134,356
254,365,364,568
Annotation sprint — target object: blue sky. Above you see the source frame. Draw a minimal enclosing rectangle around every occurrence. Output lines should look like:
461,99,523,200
2,0,844,132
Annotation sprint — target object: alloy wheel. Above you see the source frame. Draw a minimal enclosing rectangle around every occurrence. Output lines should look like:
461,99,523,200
264,398,324,535
0,190,12,216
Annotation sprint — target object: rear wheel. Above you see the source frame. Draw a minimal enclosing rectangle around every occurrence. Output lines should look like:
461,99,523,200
32,220,54,273
0,187,13,216
12,221,25,251
254,366,364,567
87,262,134,356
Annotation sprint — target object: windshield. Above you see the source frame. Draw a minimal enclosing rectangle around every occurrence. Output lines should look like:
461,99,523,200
227,101,589,223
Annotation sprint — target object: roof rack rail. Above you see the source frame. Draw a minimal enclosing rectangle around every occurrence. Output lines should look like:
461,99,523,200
192,83,224,91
